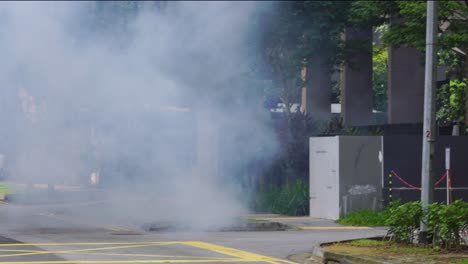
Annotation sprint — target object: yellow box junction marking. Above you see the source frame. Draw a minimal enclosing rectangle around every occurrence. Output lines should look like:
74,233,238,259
0,241,296,264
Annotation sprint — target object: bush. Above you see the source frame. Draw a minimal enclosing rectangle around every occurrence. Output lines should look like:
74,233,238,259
253,180,309,216
427,200,468,249
337,209,388,227
386,200,468,249
385,201,423,243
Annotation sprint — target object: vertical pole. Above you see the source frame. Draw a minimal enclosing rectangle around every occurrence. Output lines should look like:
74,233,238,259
420,0,438,244
445,148,450,205
389,173,393,204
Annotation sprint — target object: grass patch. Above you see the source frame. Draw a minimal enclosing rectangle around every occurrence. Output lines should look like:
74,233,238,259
349,239,387,247
336,209,387,226
325,239,468,263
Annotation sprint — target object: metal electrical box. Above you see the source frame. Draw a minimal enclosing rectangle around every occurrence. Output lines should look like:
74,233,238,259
309,136,383,220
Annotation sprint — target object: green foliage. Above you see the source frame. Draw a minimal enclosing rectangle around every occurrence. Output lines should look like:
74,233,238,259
374,1,468,52
373,45,388,112
439,49,466,80
385,200,468,250
336,209,388,227
437,79,466,122
427,200,468,250
385,201,423,243
259,1,352,110
348,1,398,27
253,180,309,216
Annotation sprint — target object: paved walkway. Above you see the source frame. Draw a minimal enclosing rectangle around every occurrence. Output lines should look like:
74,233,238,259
242,214,385,231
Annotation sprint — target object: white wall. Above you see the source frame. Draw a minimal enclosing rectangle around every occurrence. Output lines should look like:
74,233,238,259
309,136,340,219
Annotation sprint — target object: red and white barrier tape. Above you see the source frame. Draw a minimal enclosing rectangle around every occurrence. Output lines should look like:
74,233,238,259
390,170,451,191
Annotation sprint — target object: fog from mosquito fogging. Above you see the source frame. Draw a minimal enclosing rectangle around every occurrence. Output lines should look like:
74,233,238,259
0,1,278,231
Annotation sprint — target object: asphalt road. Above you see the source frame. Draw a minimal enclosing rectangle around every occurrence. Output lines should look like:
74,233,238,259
0,192,385,264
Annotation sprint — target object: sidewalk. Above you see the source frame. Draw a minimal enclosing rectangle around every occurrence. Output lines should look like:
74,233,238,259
242,214,384,231
242,214,390,263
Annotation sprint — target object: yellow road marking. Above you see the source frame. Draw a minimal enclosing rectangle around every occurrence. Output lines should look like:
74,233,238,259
0,242,175,247
0,241,296,264
183,241,295,264
0,243,177,258
70,252,234,259
0,260,259,263
299,226,371,230
0,250,44,253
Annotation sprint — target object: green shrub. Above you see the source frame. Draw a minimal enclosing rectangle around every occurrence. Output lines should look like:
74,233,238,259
385,201,423,243
427,200,468,250
337,209,388,227
253,180,309,216
385,200,468,249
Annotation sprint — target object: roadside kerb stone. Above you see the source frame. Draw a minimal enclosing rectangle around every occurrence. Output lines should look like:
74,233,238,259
309,236,388,264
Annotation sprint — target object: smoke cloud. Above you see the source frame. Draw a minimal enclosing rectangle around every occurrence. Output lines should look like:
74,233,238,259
0,1,277,230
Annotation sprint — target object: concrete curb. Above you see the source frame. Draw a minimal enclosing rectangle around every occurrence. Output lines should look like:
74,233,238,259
309,236,388,264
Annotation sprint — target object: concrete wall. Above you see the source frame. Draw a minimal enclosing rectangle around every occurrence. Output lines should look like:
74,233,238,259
387,46,425,124
339,136,382,216
387,17,425,124
341,27,374,126
306,54,332,121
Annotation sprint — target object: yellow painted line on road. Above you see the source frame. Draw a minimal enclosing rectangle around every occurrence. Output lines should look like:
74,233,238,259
0,258,279,263
0,249,43,253
0,241,296,264
72,252,235,259
0,242,176,247
299,226,371,230
0,243,176,258
183,241,296,264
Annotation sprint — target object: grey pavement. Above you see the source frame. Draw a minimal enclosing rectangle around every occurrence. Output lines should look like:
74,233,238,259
0,191,386,263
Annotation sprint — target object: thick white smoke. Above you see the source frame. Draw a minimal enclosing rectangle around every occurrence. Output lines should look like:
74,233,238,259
0,1,277,230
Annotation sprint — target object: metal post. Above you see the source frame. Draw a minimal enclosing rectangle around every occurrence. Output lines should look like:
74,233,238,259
389,173,393,204
445,148,450,205
420,0,438,244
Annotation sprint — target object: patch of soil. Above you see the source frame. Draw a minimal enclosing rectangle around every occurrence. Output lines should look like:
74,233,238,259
325,240,468,264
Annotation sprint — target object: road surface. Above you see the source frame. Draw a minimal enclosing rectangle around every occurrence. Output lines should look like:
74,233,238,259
0,191,385,264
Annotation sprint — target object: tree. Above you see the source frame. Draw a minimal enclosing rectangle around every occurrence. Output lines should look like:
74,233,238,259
350,0,468,126
373,44,388,112
259,1,351,119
